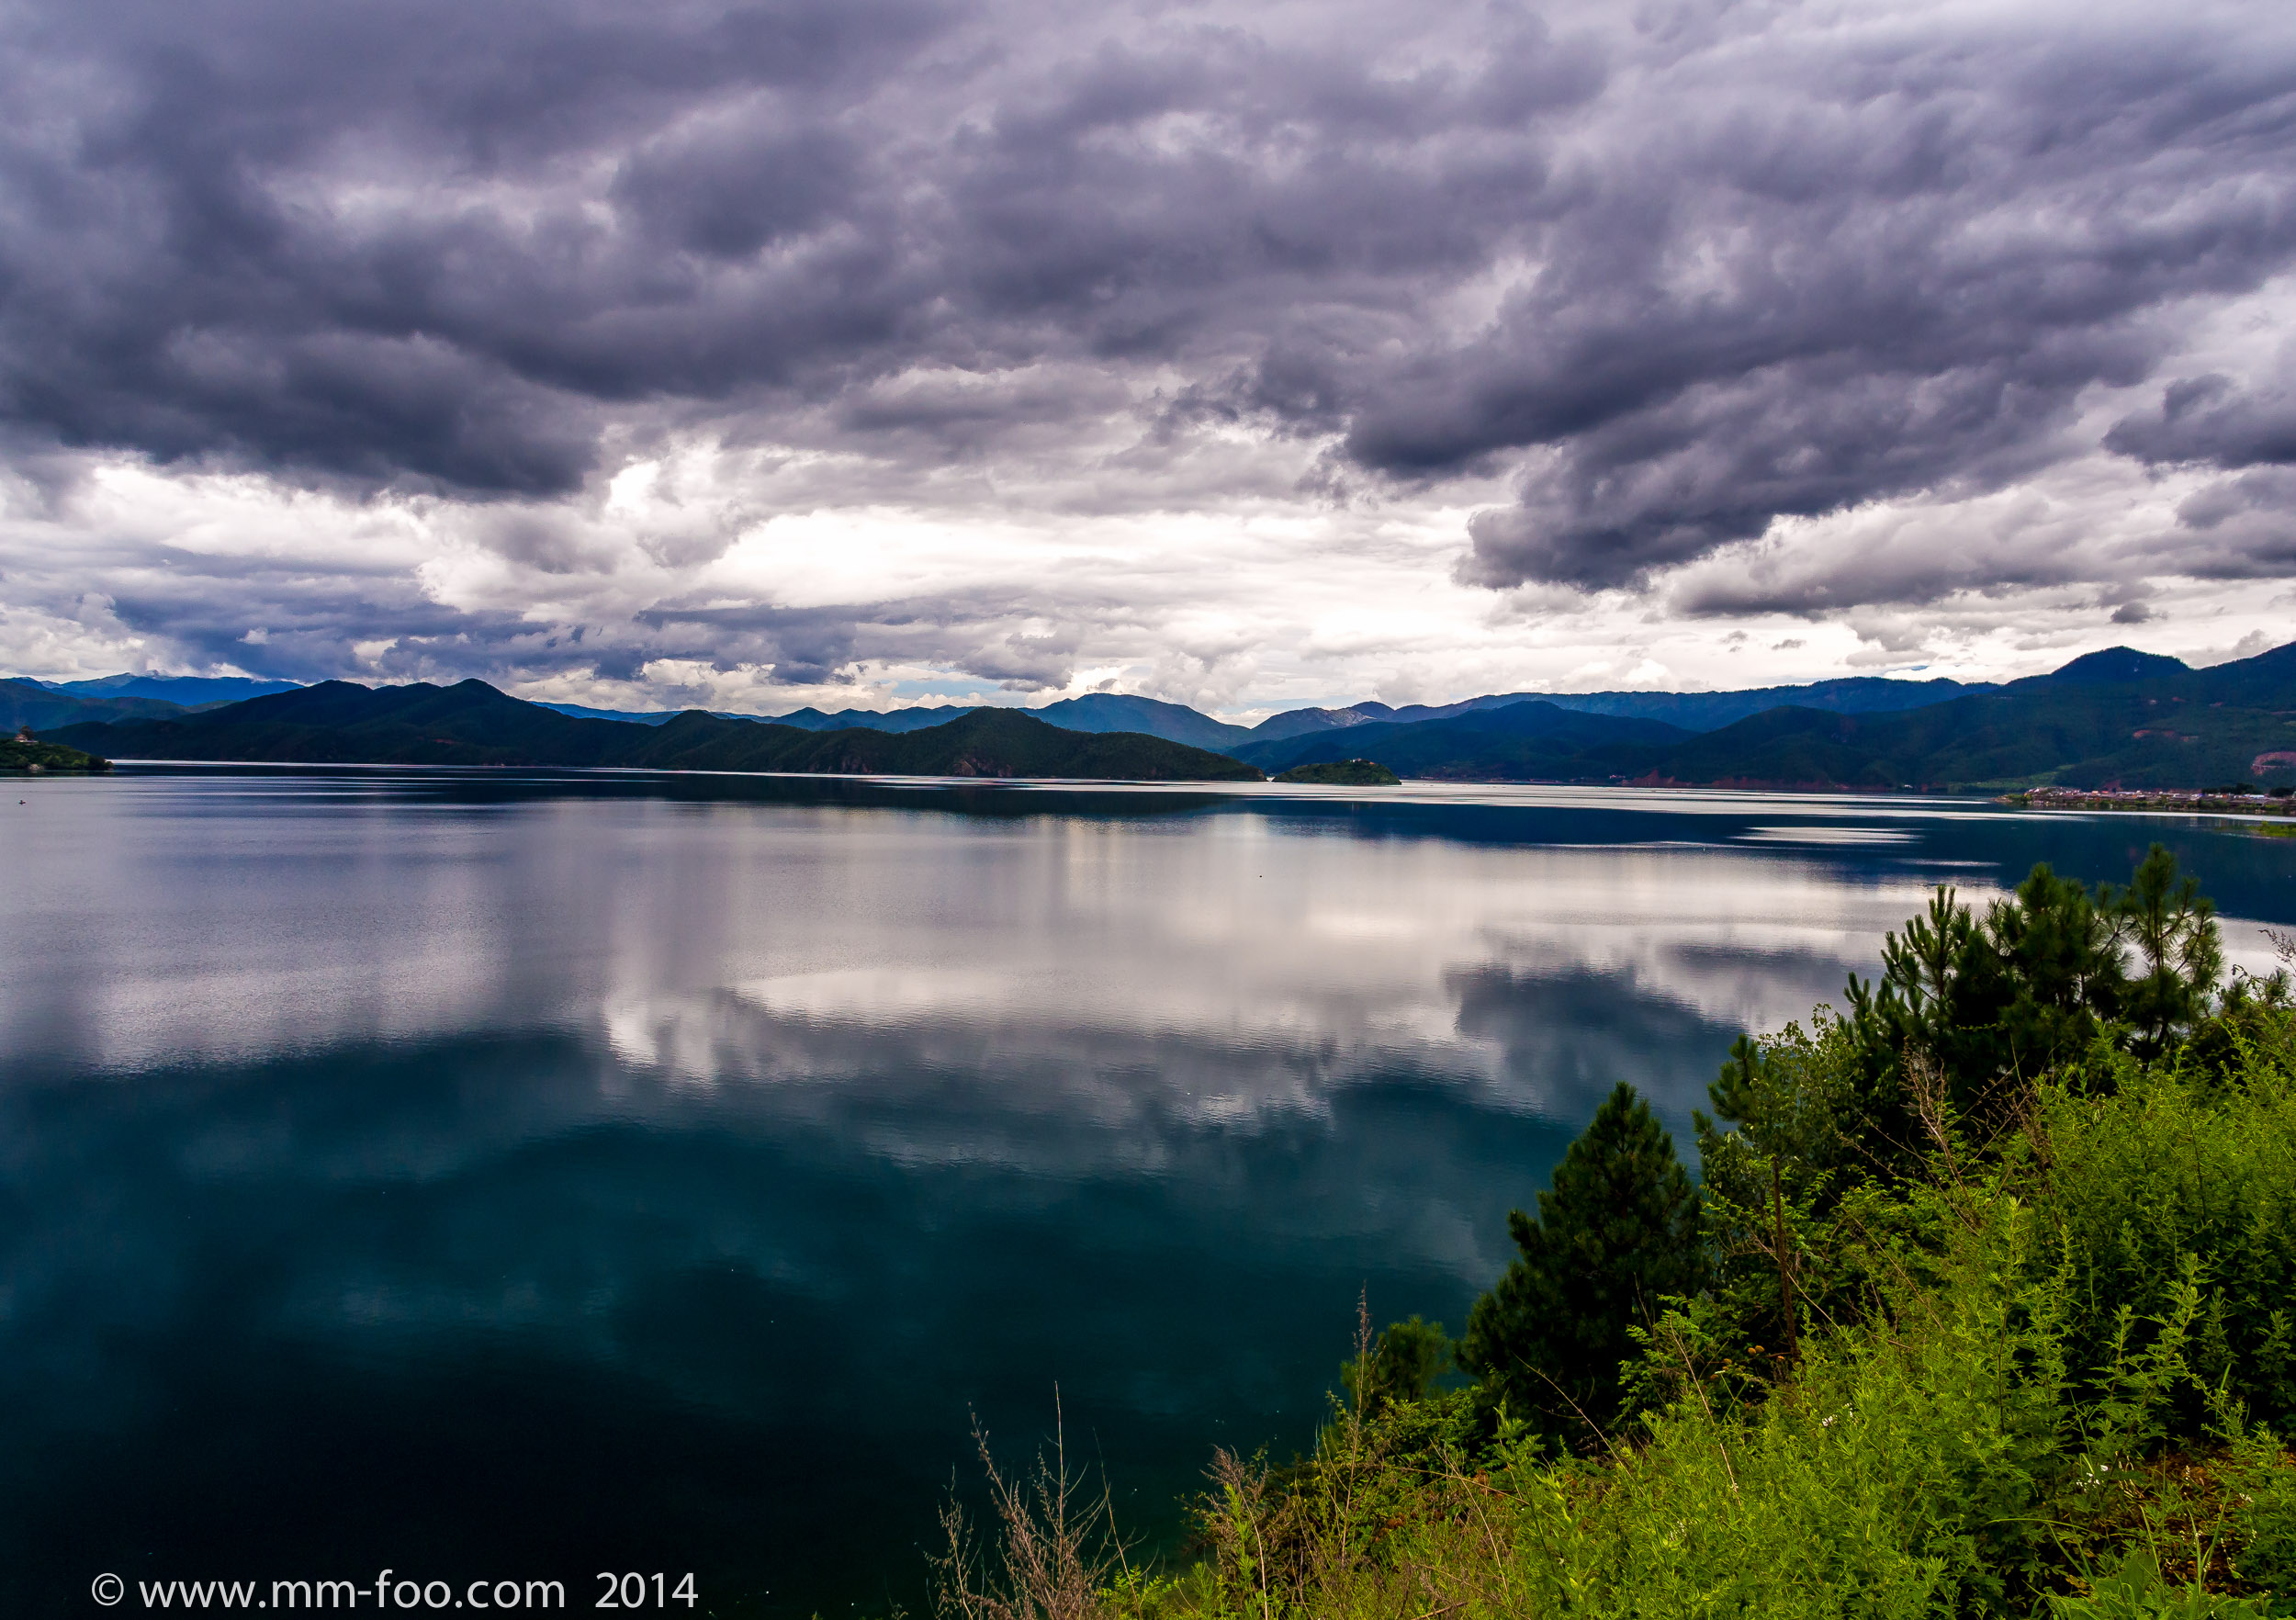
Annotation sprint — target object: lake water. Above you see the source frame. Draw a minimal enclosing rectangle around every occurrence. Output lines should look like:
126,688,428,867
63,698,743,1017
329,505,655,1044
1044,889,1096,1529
4,768,2291,1615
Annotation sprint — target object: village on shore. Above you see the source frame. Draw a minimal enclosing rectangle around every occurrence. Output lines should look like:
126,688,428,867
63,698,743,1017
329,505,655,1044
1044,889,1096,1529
2006,783,2296,816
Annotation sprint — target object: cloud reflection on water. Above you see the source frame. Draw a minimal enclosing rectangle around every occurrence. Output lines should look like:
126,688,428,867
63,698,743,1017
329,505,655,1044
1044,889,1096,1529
6,771,1967,1097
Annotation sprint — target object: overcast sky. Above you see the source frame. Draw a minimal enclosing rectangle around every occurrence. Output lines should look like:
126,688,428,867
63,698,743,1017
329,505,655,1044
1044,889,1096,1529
2,0,2292,717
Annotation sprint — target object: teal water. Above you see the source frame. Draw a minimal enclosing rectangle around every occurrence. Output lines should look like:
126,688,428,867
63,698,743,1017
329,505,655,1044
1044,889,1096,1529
3,769,2290,1615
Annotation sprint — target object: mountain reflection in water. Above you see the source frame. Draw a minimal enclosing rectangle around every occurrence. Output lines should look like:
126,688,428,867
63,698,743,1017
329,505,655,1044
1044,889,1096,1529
2,769,2289,1615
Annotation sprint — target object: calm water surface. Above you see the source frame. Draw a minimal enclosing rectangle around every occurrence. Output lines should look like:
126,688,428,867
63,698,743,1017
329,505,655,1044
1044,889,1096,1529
4,768,2292,1614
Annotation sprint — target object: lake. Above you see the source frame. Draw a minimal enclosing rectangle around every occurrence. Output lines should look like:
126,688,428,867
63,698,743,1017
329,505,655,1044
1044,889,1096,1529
3,768,2290,1615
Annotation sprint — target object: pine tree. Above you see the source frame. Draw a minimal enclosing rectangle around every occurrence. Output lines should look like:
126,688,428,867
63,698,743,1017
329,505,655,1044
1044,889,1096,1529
1456,1082,1701,1447
1847,867,2130,1146
1981,861,2124,1079
2110,843,2222,1061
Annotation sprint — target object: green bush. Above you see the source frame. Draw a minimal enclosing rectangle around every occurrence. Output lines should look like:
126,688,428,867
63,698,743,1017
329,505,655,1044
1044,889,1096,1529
2037,1026,2296,1435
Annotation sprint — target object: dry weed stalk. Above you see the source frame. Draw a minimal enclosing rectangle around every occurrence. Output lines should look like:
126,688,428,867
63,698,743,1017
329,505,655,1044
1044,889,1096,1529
931,1396,1132,1620
1904,1048,1956,1172
1207,1446,1277,1620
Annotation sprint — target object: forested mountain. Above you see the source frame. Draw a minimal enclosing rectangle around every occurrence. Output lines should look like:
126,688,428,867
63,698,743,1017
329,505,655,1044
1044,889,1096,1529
39,681,1261,781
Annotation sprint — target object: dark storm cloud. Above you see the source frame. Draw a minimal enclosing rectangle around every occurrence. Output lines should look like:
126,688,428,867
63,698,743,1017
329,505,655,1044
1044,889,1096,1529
0,0,957,492
2103,354,2296,578
3,0,2295,609
2108,367,2296,471
97,566,581,684
1442,29,2296,591
0,0,1601,498
2160,467,2296,578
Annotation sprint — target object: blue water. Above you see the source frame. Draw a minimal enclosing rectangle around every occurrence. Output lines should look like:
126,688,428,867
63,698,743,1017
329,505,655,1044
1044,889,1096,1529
3,768,2290,1615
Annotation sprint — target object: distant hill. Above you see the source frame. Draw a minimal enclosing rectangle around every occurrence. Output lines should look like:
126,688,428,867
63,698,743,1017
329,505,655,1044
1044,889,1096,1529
536,701,991,731
39,673,302,708
534,702,801,726
1241,703,1392,744
2008,647,2190,688
1539,676,2003,732
743,693,1255,748
534,702,685,726
41,681,1261,782
1026,692,1253,749
1244,674,1998,742
537,692,1255,748
1216,642,2296,791
2144,639,2296,708
611,708,1261,780
762,703,985,734
1234,702,1693,778
1,678,188,731
1633,657,2294,791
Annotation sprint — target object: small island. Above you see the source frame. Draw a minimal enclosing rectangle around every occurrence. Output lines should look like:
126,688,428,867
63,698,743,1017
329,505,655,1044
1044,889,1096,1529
2,732,110,773
1274,758,1401,786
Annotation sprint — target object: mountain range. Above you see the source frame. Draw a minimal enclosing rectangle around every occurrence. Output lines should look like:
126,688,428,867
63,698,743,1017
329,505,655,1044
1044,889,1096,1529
1233,645,2296,790
0,665,2029,747
532,690,1259,747
20,640,2296,790
36,681,1262,782
533,673,2014,744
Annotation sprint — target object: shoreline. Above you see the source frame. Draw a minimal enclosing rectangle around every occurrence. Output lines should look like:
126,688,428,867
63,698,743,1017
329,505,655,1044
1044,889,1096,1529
2000,785,2296,818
